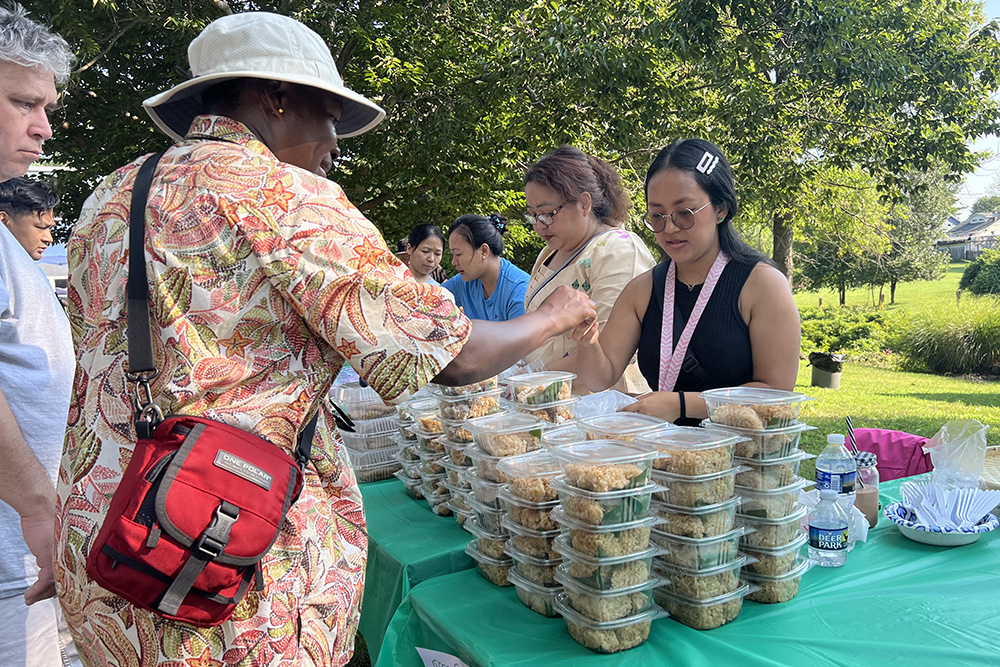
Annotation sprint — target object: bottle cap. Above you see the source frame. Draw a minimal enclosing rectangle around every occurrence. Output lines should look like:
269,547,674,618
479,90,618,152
818,488,838,500
827,433,846,445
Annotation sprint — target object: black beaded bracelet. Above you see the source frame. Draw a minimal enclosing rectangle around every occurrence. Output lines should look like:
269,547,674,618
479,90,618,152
676,391,686,421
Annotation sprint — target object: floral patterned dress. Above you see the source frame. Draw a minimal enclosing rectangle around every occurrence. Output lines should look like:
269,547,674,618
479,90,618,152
55,115,470,666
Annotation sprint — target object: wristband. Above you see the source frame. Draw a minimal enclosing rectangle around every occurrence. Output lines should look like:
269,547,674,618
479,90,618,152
676,391,686,421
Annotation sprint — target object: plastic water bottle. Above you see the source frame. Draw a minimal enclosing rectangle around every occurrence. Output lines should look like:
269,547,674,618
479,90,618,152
815,433,857,511
808,488,849,567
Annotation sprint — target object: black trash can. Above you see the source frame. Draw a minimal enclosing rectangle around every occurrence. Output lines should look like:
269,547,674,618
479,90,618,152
808,352,844,389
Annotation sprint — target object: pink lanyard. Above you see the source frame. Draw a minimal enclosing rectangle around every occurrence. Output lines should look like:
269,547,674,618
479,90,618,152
658,251,730,391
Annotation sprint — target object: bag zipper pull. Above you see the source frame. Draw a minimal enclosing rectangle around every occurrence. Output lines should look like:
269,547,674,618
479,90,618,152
145,525,161,549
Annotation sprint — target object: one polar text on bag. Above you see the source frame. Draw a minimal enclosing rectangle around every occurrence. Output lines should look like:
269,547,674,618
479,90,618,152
213,450,274,490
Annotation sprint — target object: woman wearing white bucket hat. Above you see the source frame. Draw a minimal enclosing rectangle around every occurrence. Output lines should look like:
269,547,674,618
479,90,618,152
55,11,595,666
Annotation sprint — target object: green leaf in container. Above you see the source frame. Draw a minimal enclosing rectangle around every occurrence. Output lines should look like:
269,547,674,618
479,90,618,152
526,381,565,405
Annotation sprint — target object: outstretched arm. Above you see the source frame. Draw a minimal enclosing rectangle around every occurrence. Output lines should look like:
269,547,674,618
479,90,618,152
433,284,596,385
0,389,56,604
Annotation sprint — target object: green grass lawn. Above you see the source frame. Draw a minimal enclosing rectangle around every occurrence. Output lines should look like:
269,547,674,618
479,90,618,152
793,262,970,312
793,359,999,480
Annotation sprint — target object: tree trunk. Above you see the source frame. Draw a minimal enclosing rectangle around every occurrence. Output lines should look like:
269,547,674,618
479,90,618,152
839,285,846,306
772,211,794,287
890,279,898,304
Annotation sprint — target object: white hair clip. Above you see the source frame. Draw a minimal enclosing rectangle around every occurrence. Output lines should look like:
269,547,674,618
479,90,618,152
696,151,719,175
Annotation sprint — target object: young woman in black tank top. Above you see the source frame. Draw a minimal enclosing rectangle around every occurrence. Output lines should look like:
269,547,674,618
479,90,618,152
569,138,801,424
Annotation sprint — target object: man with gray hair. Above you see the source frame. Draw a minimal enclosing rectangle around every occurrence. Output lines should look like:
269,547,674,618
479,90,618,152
0,4,78,665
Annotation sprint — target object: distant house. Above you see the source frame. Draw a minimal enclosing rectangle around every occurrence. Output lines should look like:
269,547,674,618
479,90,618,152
936,211,1000,261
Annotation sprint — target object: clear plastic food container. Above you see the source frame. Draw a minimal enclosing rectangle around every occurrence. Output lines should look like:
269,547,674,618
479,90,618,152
734,451,814,490
431,376,499,397
397,420,417,442
735,503,809,548
407,398,444,434
465,412,544,457
464,542,512,587
394,469,423,499
441,417,474,444
735,478,812,519
507,371,576,405
439,459,472,490
412,428,446,455
465,516,509,560
551,535,661,592
496,450,561,503
550,440,660,492
637,425,745,474
507,568,562,617
463,466,505,507
552,592,663,653
330,382,394,420
700,419,816,460
417,471,449,502
426,493,453,517
339,419,397,452
347,445,400,483
464,443,509,484
396,392,435,423
743,555,811,603
414,447,446,475
541,423,589,449
551,476,661,526
466,494,508,535
654,582,752,630
497,486,559,532
444,500,471,528
577,413,667,442
700,387,813,430
442,481,471,512
393,449,421,480
397,440,420,462
440,437,474,466
653,555,748,600
504,540,562,587
555,569,659,623
551,507,659,558
650,527,747,571
512,395,579,424
652,497,740,539
437,388,502,421
741,531,807,576
501,514,562,560
651,466,746,508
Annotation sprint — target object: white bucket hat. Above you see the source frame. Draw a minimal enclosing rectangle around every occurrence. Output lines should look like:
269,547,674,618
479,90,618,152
143,12,385,141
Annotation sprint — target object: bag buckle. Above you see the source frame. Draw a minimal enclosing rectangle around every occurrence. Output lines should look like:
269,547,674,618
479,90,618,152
194,501,239,559
128,369,163,432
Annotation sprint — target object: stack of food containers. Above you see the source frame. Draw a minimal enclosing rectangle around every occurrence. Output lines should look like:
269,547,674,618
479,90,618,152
506,371,579,425
407,397,452,516
548,440,666,653
392,395,437,500
331,382,400,483
462,412,545,586
497,450,564,616
635,425,755,630
699,387,816,605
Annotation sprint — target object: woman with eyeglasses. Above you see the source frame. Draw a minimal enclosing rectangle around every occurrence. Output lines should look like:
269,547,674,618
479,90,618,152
570,138,800,424
442,214,530,320
522,146,656,394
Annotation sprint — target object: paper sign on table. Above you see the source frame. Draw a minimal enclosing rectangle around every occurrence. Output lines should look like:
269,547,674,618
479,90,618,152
416,647,470,667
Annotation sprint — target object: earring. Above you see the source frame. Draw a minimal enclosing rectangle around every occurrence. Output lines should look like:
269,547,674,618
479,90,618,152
718,216,724,222
277,108,285,115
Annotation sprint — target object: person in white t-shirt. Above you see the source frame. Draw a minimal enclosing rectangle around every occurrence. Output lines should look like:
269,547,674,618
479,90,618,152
0,6,79,666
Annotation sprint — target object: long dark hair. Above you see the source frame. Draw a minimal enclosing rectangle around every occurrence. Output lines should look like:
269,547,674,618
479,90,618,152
406,224,445,250
645,138,774,268
524,146,628,226
448,214,508,257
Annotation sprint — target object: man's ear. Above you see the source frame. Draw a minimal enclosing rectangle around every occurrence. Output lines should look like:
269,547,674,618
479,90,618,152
0,211,9,226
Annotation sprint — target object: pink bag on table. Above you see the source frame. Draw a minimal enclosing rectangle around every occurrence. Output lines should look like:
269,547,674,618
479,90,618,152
853,428,933,481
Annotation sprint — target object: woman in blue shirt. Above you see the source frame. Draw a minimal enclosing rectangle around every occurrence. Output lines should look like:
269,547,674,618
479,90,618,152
443,214,530,321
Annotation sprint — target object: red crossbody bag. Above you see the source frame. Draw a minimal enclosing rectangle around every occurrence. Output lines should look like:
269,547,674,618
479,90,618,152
86,152,318,626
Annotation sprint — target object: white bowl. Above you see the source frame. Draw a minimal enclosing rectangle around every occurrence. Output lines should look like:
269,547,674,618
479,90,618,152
884,502,998,547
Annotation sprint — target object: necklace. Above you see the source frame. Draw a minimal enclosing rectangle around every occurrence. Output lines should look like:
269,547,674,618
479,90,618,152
678,277,698,292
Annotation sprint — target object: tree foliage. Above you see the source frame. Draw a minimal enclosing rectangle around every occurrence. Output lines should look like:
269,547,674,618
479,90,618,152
971,194,1000,214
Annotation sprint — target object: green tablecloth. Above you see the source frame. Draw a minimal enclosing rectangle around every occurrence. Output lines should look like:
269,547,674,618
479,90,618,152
376,477,1000,666
358,477,474,663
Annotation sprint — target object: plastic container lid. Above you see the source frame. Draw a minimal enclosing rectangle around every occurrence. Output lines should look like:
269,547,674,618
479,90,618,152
552,592,666,630
541,424,589,448
700,387,812,406
551,476,664,502
740,554,811,583
650,526,748,551
652,496,741,517
501,513,562,540
496,449,561,480
654,581,752,607
554,564,662,597
507,371,577,404
465,514,510,541
550,506,662,534
551,534,664,567
638,425,746,451
497,486,560,511
464,541,512,566
734,477,812,497
437,387,502,404
700,419,816,438
653,554,749,579
507,567,564,596
734,450,813,468
651,465,747,484
736,502,809,525
331,381,381,405
549,440,661,468
504,539,564,567
576,413,668,438
465,412,545,437
739,530,808,557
